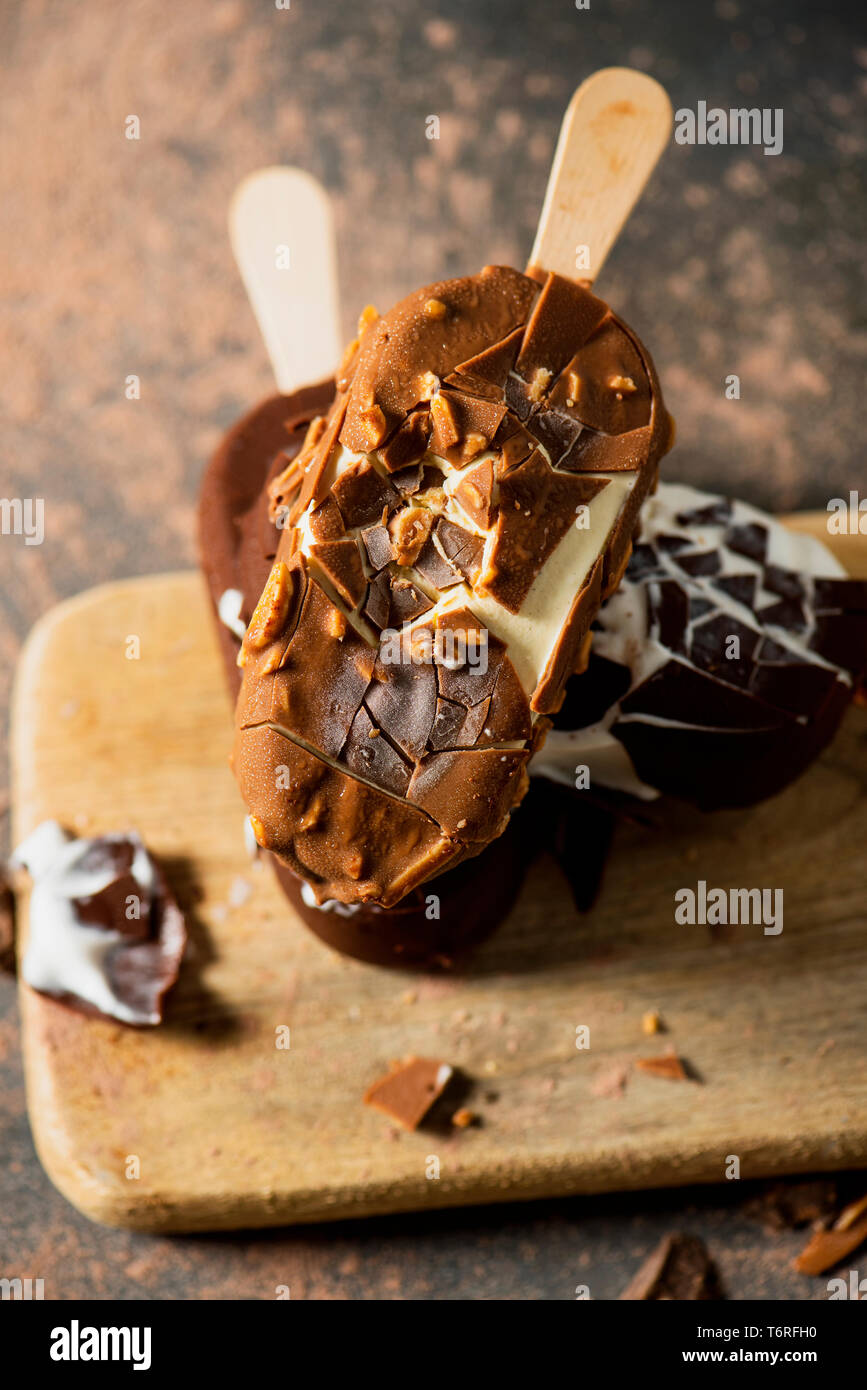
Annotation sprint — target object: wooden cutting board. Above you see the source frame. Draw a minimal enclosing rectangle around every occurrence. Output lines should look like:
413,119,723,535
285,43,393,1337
10,514,867,1232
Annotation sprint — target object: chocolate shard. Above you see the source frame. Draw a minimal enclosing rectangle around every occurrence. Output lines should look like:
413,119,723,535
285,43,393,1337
288,394,349,522
495,416,537,470
763,564,804,601
759,596,806,630
715,573,757,609
516,271,610,384
526,406,584,467
406,747,529,839
481,450,608,613
363,571,392,631
482,656,533,743
453,325,524,388
546,317,652,436
413,533,463,590
377,409,431,471
435,517,484,584
452,456,495,530
726,521,767,562
620,1235,721,1300
428,695,493,751
307,494,346,542
11,821,187,1026
360,523,395,572
332,459,399,528
557,423,655,474
388,576,433,626
673,549,721,578
265,579,378,757
389,462,425,497
453,697,492,747
434,607,505,705
429,697,469,751
443,369,503,402
364,652,438,760
310,538,367,607
690,613,761,686
647,578,689,652
342,704,412,796
364,1056,454,1130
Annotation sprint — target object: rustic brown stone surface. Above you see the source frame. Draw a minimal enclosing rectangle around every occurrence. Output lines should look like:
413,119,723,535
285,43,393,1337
1,0,863,1301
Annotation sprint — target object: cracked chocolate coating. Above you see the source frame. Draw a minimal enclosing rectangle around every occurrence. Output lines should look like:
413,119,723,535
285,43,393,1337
232,266,669,906
199,383,535,963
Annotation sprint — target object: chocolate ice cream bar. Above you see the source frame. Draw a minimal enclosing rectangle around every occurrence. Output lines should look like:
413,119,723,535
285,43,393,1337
199,384,532,967
232,265,672,907
534,482,867,809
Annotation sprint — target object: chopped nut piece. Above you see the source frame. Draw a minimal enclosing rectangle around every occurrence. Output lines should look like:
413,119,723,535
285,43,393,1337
642,1009,662,1035
416,371,440,401
430,391,460,448
609,374,637,394
424,298,447,319
245,561,291,649
389,507,434,567
327,609,347,640
451,1108,478,1129
527,366,552,403
357,304,379,336
357,404,388,449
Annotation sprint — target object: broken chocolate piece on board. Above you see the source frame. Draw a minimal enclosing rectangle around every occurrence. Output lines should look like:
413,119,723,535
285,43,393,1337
535,481,867,812
620,1234,722,1300
363,1056,454,1130
635,1053,689,1081
11,820,187,1025
231,266,670,906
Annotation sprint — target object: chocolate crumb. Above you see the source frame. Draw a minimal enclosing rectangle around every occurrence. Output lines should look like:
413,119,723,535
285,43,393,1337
635,1053,689,1081
451,1108,478,1128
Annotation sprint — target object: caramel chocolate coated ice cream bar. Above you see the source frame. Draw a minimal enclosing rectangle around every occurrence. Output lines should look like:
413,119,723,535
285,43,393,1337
535,483,867,809
232,265,671,907
199,382,534,966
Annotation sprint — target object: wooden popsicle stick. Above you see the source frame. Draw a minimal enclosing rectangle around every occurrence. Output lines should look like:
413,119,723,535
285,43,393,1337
528,67,672,285
229,166,341,395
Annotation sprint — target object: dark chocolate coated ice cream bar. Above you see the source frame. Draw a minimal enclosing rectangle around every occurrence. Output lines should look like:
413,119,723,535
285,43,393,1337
535,482,867,809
